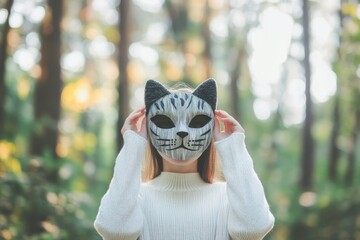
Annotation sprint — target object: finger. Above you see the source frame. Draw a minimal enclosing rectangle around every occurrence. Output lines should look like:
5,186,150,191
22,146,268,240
134,107,145,113
215,110,234,124
140,115,146,129
217,111,243,132
122,108,146,134
128,109,145,124
214,116,221,133
129,107,145,117
216,110,238,123
215,110,245,133
135,108,147,125
215,110,231,118
130,108,145,118
139,115,147,138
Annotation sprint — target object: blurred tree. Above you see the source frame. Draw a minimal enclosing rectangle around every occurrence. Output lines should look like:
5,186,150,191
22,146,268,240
226,6,239,120
165,0,192,84
342,2,360,186
0,0,13,138
345,101,359,185
31,0,63,163
201,0,212,77
116,0,132,150
330,1,360,186
300,0,315,190
225,2,255,122
328,3,343,182
328,96,341,181
229,45,245,121
165,0,188,37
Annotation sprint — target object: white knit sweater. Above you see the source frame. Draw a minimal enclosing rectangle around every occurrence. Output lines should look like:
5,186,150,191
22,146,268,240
94,130,274,240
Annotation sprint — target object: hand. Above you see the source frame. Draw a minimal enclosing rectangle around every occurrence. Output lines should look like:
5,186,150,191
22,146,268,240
121,108,147,139
214,110,244,141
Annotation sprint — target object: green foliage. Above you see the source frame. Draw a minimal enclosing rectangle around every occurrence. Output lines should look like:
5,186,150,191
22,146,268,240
0,158,99,240
287,188,360,240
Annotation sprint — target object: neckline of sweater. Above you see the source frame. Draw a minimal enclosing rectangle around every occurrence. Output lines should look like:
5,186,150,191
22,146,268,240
146,172,209,192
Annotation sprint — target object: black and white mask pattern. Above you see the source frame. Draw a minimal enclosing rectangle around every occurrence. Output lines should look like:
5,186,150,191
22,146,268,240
145,79,217,161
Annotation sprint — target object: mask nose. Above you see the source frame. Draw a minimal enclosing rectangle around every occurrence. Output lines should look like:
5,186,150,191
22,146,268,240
177,131,188,138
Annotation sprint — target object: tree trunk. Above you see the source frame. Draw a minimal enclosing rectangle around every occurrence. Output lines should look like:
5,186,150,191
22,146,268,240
32,0,63,158
328,96,341,181
229,46,244,121
300,0,315,191
269,69,288,166
165,0,192,84
202,0,212,78
116,0,131,151
344,110,360,186
165,0,188,42
0,0,14,138
328,0,343,182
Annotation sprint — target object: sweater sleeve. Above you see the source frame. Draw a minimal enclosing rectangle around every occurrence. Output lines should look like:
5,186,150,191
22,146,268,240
215,133,275,240
94,130,147,240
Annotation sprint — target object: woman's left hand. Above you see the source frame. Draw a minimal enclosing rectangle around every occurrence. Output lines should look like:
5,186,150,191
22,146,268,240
214,110,244,141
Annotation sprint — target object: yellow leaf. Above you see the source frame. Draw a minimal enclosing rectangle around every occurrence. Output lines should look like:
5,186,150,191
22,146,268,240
6,158,22,175
17,77,31,99
61,78,97,112
84,133,97,150
342,4,358,17
72,179,86,192
56,136,70,158
0,141,16,160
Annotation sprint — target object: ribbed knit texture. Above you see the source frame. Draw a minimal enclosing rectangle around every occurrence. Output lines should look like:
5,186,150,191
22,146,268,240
94,131,274,240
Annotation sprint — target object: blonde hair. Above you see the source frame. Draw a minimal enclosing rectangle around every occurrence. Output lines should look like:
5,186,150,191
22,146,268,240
142,140,217,183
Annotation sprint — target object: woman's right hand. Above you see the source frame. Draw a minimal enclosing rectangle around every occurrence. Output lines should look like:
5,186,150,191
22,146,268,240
214,110,244,141
121,107,147,139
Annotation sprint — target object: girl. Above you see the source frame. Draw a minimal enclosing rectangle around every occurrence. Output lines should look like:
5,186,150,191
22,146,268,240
94,79,274,240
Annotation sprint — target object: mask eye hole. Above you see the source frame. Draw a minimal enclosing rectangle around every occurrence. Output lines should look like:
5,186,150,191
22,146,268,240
189,115,211,128
151,115,175,129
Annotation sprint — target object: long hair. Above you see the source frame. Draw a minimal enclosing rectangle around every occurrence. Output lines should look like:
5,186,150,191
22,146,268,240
143,140,217,183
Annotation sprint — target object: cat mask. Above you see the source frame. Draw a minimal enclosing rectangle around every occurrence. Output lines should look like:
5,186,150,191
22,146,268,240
145,79,217,161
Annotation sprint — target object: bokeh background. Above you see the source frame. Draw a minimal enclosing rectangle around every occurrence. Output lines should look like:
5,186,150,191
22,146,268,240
0,0,359,239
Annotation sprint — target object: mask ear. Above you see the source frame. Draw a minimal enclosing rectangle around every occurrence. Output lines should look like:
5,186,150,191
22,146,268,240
192,78,217,111
145,79,171,112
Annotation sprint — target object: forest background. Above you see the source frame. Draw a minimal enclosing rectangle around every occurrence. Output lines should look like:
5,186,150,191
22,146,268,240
0,0,359,239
